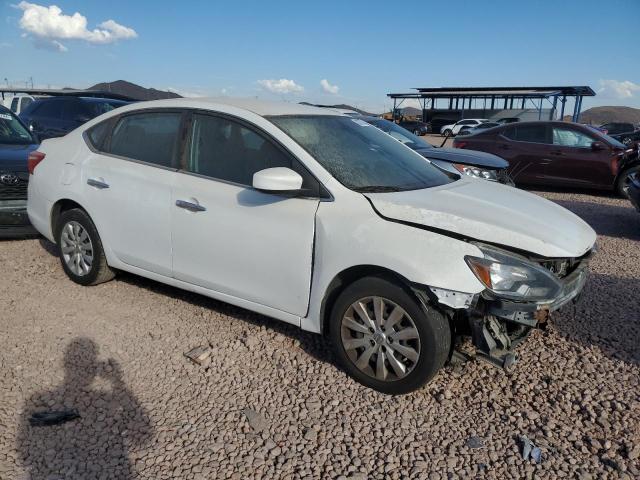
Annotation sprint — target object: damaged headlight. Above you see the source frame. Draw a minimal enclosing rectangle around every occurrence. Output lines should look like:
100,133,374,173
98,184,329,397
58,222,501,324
465,245,562,302
453,163,498,181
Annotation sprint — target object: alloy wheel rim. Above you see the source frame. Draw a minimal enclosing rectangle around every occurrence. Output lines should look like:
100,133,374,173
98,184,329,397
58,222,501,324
60,221,94,276
340,296,421,382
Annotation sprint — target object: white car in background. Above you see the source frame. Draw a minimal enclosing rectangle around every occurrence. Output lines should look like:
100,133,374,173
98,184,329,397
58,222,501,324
1,94,38,115
27,99,596,394
441,118,490,136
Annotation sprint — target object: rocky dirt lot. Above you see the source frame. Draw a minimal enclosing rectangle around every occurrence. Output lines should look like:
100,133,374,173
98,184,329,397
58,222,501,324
0,190,638,480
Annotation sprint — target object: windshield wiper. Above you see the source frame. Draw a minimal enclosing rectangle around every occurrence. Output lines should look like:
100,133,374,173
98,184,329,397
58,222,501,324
353,185,403,193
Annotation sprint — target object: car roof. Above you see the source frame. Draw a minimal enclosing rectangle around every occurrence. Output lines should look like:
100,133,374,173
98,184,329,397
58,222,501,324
106,97,342,117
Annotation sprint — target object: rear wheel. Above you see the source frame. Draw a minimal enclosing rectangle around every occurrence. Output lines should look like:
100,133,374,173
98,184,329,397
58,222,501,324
329,276,450,394
616,165,640,198
55,208,114,286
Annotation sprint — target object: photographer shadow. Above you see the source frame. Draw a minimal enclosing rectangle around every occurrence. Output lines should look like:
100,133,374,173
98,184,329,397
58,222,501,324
16,337,152,479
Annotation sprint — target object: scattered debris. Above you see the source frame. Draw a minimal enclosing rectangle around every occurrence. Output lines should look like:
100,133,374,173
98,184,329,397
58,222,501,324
242,408,268,432
184,346,211,365
520,435,543,463
303,427,318,442
29,409,80,427
465,436,484,449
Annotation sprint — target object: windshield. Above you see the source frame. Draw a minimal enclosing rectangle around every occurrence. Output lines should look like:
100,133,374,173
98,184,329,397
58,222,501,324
584,125,627,149
367,119,433,151
269,115,454,192
0,110,34,145
84,99,128,117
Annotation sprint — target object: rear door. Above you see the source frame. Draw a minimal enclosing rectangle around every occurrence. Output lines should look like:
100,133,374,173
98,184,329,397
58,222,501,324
171,111,320,317
82,110,184,276
546,125,614,188
498,124,552,185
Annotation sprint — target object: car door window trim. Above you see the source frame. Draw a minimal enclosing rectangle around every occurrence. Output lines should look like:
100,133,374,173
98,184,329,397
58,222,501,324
179,109,332,200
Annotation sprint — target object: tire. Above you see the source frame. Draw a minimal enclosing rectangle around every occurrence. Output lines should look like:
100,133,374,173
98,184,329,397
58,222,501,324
621,136,632,147
413,129,421,136
55,208,115,286
329,276,451,394
616,165,640,198
442,129,452,137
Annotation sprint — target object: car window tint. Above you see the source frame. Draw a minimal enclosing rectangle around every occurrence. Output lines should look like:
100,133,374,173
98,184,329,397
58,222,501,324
504,125,547,143
552,127,594,148
109,112,181,167
63,100,89,121
11,98,19,112
21,97,33,110
33,100,63,119
86,120,111,150
187,114,316,190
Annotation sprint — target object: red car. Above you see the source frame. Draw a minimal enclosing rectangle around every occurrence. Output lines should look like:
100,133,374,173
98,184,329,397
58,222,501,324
453,121,639,196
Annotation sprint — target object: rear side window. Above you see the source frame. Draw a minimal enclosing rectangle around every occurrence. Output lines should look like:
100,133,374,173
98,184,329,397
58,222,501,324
86,120,111,150
108,112,182,168
503,125,548,143
186,113,319,193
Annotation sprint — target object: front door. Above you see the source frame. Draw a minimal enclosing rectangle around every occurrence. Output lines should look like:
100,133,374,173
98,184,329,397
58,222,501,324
83,110,184,277
171,112,320,317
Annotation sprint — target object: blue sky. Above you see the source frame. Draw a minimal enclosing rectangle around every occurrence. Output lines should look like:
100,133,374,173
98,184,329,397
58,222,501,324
2,0,639,112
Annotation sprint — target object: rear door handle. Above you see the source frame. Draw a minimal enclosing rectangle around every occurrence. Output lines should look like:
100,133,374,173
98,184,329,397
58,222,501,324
87,178,109,189
550,150,563,156
500,144,511,150
176,199,206,212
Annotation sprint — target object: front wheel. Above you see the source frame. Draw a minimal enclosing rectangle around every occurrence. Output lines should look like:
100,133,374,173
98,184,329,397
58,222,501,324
442,129,452,137
616,165,640,198
329,276,451,394
55,208,115,286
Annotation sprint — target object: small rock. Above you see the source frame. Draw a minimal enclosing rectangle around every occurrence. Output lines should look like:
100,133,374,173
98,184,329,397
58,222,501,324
184,346,211,365
243,408,269,432
465,436,484,449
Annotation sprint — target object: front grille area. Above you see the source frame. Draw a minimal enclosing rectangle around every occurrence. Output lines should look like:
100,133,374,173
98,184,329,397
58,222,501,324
0,178,28,200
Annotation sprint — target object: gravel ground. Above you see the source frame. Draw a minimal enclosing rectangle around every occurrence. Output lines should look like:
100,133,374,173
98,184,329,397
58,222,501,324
0,190,638,480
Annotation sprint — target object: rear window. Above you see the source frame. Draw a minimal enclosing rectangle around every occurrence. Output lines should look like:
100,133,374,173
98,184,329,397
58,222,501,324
86,120,111,150
107,112,182,168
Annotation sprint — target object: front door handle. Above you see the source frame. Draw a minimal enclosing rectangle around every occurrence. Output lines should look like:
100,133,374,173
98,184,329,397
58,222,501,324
87,178,109,189
176,199,206,212
549,150,563,156
500,144,511,150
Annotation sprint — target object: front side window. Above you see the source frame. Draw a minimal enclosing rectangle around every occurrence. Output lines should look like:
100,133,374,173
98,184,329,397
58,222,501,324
270,116,453,192
0,110,34,145
552,127,594,148
108,112,182,167
187,114,317,191
33,100,63,119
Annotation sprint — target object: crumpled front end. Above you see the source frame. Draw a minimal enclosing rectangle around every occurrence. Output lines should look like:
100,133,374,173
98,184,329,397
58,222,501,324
416,245,595,369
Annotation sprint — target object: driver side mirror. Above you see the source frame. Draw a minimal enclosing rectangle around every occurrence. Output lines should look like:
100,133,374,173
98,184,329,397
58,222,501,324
253,167,303,194
591,141,606,151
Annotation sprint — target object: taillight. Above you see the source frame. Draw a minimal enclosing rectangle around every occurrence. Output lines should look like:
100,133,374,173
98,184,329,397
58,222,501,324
28,151,45,175
454,141,468,149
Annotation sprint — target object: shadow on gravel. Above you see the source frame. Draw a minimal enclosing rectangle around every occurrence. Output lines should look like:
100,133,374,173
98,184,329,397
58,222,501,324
116,272,338,368
553,274,640,366
16,338,153,479
38,237,58,257
553,199,640,241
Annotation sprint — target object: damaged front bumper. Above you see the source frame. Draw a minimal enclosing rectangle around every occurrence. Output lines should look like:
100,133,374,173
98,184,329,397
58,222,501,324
419,257,591,369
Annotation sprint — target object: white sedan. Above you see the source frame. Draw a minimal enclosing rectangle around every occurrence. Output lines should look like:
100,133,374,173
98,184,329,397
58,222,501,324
440,118,490,136
27,99,596,393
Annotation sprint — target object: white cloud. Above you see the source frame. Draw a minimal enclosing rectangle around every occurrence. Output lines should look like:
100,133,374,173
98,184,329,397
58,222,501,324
320,78,339,95
16,1,137,52
598,79,640,99
257,78,304,94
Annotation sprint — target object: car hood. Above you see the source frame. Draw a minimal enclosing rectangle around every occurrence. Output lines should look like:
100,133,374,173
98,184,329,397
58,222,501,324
415,147,508,169
0,143,38,172
365,179,596,258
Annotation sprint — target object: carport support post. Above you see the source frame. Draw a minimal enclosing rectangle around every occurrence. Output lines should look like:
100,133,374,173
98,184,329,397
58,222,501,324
560,95,567,120
551,95,558,120
392,98,397,121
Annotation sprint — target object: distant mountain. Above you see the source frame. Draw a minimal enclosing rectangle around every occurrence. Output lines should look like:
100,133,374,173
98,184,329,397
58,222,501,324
299,102,377,116
87,80,181,101
564,106,640,125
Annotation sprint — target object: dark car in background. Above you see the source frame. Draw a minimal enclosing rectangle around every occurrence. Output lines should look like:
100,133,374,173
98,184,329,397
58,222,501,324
628,173,640,213
0,106,39,237
398,120,430,136
362,116,512,184
453,121,638,196
19,96,129,141
598,122,640,147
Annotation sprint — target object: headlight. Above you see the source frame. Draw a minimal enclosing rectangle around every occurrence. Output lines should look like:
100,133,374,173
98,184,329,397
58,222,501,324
465,245,562,302
453,163,498,181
